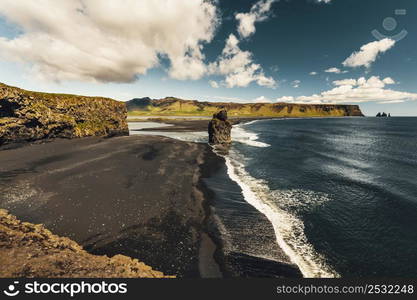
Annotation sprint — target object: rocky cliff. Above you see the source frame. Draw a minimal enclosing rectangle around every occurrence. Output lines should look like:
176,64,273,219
127,97,364,117
0,83,129,145
0,209,171,278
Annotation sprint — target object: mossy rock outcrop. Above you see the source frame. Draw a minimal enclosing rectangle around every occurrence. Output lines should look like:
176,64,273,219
0,209,172,278
0,83,129,145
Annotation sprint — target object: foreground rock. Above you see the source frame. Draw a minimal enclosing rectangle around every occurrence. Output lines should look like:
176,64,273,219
208,110,232,144
0,82,128,145
0,209,171,278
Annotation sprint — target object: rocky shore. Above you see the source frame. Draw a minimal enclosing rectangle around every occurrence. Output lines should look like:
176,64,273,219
0,209,170,278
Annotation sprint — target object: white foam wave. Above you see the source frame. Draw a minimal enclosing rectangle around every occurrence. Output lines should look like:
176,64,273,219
232,126,270,148
129,120,271,148
240,119,262,126
223,150,339,278
130,129,208,143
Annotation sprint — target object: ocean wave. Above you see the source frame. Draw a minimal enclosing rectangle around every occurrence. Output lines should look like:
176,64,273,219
128,120,271,147
239,119,262,126
232,125,270,148
223,149,339,278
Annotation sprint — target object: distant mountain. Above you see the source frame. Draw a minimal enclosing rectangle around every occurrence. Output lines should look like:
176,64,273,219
126,97,364,118
126,97,152,111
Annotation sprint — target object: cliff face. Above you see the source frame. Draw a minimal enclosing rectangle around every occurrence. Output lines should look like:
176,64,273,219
127,97,364,117
0,209,171,278
0,83,129,145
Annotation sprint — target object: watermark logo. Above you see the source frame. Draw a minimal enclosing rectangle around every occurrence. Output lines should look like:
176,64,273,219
2,281,127,297
3,281,20,297
372,9,408,41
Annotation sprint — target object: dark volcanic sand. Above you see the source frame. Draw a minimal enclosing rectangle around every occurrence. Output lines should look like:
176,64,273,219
1,130,302,278
0,136,220,277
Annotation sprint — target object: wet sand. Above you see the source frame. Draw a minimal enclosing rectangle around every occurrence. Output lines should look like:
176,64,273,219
0,135,221,277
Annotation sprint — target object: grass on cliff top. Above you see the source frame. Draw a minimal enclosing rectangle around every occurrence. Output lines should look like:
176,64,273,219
1,82,120,103
128,109,348,118
127,101,356,118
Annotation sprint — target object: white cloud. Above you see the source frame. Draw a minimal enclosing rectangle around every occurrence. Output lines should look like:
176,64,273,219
292,80,301,88
342,38,396,68
277,96,295,102
325,67,348,74
202,95,272,103
333,79,357,86
378,100,405,104
0,0,219,83
254,96,272,103
212,1,277,88
209,34,276,88
309,71,318,76
278,76,417,104
235,0,275,39
316,0,332,3
209,80,219,88
382,77,395,85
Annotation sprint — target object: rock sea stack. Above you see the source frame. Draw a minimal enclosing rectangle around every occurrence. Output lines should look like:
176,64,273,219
208,109,232,145
0,82,129,146
208,109,232,155
376,112,390,117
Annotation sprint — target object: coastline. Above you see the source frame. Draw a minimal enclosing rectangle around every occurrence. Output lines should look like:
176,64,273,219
0,118,306,278
126,118,305,277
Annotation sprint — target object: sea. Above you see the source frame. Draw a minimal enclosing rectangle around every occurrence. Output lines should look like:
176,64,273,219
130,117,417,278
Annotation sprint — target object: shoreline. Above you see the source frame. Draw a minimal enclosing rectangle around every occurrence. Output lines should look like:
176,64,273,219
129,117,305,277
129,117,267,132
200,148,303,278
0,117,306,278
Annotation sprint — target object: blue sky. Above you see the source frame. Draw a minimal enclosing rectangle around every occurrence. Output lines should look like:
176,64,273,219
0,0,416,116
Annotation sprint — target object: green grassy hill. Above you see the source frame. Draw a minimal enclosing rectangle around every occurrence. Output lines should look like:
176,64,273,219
127,97,364,118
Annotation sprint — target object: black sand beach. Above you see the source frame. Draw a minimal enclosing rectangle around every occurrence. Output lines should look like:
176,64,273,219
0,127,302,278
0,135,221,277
